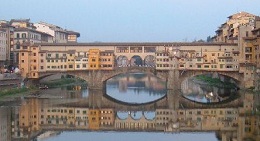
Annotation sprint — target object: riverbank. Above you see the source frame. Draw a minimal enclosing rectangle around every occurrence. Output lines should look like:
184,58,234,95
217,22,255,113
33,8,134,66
193,75,237,89
40,78,87,88
0,86,39,104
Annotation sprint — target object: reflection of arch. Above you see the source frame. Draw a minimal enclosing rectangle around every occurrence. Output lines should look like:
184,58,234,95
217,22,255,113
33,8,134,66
117,55,129,67
130,55,143,66
130,111,142,120
144,55,155,67
116,111,156,120
143,111,155,120
117,111,128,120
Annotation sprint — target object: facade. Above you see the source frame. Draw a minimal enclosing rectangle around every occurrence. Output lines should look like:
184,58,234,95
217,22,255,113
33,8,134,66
0,22,14,65
34,22,80,43
0,19,79,66
19,42,258,87
213,11,256,43
0,30,7,66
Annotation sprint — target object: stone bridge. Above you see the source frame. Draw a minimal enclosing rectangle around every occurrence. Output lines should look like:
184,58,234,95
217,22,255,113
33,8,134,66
38,67,245,90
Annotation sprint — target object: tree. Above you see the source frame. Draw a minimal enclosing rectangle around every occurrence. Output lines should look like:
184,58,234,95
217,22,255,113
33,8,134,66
206,36,212,42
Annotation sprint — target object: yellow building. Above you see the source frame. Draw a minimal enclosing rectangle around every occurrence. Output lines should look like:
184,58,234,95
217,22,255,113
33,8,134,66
88,49,100,70
19,43,40,78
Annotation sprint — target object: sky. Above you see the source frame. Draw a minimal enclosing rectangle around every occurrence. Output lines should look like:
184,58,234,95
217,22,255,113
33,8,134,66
0,0,260,42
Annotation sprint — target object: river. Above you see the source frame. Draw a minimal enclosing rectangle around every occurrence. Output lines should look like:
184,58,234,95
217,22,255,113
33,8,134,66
0,73,259,141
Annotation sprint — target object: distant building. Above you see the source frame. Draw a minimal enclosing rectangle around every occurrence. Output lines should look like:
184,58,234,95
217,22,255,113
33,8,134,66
211,12,260,89
213,11,256,43
34,22,80,43
10,19,34,29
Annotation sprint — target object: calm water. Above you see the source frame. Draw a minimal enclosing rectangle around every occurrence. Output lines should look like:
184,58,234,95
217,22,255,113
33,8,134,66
181,78,238,103
106,73,167,104
0,73,259,141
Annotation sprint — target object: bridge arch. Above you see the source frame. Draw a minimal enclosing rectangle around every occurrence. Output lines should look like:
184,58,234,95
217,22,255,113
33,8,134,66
144,55,155,67
130,55,143,66
116,55,129,67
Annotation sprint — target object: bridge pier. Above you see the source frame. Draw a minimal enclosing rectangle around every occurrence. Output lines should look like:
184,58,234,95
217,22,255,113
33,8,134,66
166,89,180,110
87,70,105,90
166,69,180,90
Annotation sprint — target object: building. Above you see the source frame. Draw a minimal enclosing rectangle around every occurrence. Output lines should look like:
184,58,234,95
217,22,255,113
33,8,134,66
0,22,14,66
67,30,80,42
0,107,11,141
213,11,256,43
0,29,7,66
34,22,80,43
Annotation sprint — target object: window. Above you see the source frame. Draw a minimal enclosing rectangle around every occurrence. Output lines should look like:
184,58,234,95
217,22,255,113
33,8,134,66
16,44,20,49
21,33,26,38
204,65,209,68
22,53,24,56
69,65,73,68
16,33,20,38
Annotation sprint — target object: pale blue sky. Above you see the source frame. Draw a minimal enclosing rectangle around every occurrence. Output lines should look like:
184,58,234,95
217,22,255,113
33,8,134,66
0,0,259,42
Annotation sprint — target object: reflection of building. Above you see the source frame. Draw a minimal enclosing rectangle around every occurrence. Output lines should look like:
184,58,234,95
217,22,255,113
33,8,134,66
0,107,11,141
88,109,100,130
1,90,258,141
19,99,41,133
238,116,260,141
100,108,115,129
155,109,177,131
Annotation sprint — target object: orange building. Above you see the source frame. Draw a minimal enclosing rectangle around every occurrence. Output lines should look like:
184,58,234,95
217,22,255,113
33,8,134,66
88,49,100,70
88,109,100,130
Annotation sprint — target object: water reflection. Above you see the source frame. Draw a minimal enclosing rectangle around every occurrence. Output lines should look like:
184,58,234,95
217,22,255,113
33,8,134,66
181,78,238,103
0,74,259,141
106,73,166,104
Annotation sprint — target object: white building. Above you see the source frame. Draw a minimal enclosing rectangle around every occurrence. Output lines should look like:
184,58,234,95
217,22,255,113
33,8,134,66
0,29,7,66
34,22,79,43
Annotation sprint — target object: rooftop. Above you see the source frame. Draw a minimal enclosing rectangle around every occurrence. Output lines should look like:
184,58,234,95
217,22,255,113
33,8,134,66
34,42,237,47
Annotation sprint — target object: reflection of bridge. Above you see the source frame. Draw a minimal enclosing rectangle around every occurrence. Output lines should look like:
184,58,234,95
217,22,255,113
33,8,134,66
61,89,244,111
38,66,244,90
36,89,245,133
